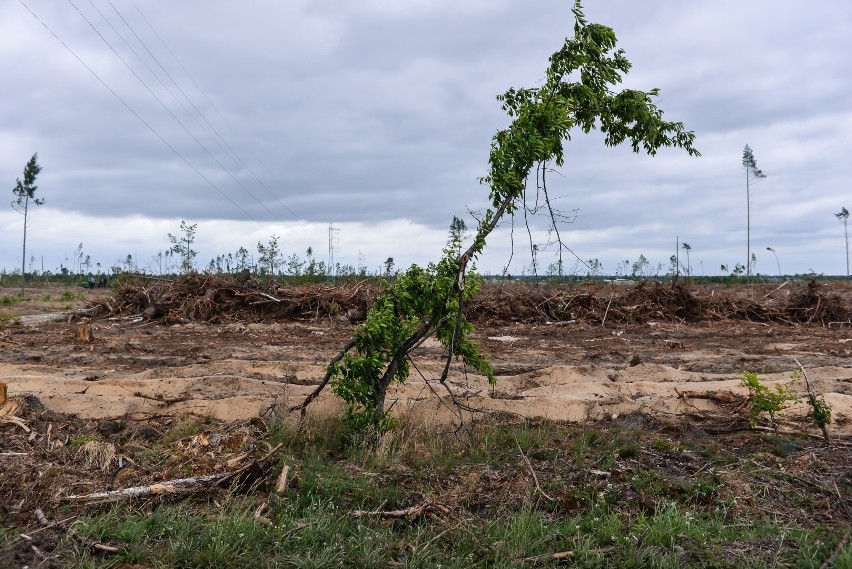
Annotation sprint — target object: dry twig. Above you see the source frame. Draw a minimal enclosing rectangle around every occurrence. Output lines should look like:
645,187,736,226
515,436,555,502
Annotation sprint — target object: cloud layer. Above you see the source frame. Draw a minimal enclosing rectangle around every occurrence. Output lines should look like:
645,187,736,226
1,0,850,276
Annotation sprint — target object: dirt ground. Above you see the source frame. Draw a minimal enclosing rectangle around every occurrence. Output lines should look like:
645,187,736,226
1,280,851,433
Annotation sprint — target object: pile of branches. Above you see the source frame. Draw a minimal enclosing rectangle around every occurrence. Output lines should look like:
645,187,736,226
466,279,849,326
82,275,849,327
86,274,375,324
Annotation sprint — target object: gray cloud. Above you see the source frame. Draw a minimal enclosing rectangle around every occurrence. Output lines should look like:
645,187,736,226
1,1,851,275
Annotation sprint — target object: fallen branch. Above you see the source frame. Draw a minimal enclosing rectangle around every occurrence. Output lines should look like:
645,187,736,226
352,500,450,520
819,529,850,569
0,415,30,433
60,472,233,503
14,515,77,544
91,542,121,553
287,339,356,416
60,443,283,504
515,436,555,502
762,280,789,299
275,464,290,493
253,291,282,303
514,550,574,565
601,292,614,327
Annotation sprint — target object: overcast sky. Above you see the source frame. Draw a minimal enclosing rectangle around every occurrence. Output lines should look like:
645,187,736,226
1,0,850,277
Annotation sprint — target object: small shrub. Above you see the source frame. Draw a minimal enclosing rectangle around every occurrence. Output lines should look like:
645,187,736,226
741,371,798,427
808,397,832,429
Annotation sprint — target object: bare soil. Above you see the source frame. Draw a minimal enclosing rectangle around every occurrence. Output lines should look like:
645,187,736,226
2,279,851,431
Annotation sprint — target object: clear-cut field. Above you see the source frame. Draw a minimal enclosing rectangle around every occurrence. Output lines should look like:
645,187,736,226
2,281,851,434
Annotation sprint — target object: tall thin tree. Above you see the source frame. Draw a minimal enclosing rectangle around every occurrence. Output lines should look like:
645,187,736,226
742,145,766,284
681,242,692,276
837,207,849,277
11,153,44,295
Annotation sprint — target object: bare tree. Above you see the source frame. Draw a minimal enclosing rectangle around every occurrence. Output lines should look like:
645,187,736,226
742,145,766,284
836,207,849,277
11,153,44,295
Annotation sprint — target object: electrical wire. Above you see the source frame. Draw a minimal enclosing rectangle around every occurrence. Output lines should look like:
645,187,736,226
104,0,302,221
66,0,281,221
16,0,257,221
126,0,301,220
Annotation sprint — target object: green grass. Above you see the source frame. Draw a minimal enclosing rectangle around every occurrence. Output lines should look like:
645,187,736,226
63,494,842,569
0,311,21,325
55,418,849,568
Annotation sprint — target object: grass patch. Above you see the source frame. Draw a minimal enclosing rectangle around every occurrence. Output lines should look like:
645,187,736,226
11,416,843,569
0,295,24,306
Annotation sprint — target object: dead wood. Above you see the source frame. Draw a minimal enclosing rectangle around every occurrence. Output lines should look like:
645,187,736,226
60,443,283,504
515,436,555,502
514,550,575,565
819,530,850,569
59,472,236,503
80,275,848,327
352,500,450,520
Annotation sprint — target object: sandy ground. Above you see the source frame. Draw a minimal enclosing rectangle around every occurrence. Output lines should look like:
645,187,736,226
2,302,851,434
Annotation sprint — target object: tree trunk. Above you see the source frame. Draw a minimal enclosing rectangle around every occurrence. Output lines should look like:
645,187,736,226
745,169,750,284
20,197,28,296
845,219,849,277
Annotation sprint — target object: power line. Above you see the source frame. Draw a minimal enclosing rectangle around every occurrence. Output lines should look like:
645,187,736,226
16,0,257,221
103,2,246,176
102,0,301,222
66,0,281,221
84,0,224,164
126,0,301,220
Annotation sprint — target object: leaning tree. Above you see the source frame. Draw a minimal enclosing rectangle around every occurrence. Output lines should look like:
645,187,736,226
292,1,700,432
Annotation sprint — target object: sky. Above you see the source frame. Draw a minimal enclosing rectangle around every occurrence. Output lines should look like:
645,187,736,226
1,0,851,278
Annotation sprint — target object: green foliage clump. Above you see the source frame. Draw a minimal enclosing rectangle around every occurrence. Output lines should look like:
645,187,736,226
808,396,832,430
741,371,797,427
331,237,494,433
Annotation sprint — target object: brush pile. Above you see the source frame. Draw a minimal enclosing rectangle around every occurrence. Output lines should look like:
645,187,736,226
80,275,850,326
470,279,850,325
85,274,374,324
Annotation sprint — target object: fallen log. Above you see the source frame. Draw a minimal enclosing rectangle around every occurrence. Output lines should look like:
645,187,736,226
59,472,233,503
60,443,283,504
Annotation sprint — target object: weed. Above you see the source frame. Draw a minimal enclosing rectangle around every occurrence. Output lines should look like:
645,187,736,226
160,422,202,444
616,441,639,459
69,433,99,448
0,312,21,326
